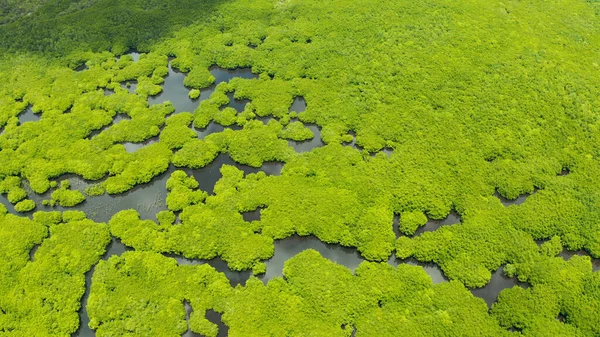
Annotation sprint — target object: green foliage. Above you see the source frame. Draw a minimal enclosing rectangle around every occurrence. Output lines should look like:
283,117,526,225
165,170,207,212
188,89,200,100
85,183,105,196
278,121,314,141
103,143,172,194
0,211,110,335
88,251,231,337
160,112,197,150
14,199,36,212
50,179,86,207
0,175,26,203
1,0,600,334
492,254,600,336
399,210,428,235
222,250,508,336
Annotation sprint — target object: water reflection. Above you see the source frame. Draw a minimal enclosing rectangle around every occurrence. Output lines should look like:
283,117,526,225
123,136,159,153
196,122,241,139
470,266,528,308
19,105,40,124
148,62,198,114
120,81,137,94
182,302,202,337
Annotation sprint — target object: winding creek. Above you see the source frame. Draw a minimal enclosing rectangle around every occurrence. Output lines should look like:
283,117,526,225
2,53,598,336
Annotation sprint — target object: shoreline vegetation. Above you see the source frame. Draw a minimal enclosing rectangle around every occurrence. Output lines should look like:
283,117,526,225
1,0,600,335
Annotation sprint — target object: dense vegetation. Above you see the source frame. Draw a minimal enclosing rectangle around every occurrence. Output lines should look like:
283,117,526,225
0,0,600,335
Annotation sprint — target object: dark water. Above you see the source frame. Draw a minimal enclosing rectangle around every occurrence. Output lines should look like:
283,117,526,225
225,92,250,112
4,57,541,336
260,235,364,282
29,244,39,261
19,105,40,124
88,113,130,139
289,96,306,114
470,266,528,308
391,211,461,238
196,122,241,139
75,64,89,72
495,188,538,206
22,154,282,225
387,256,447,284
148,62,196,114
123,136,159,153
561,249,600,271
287,124,324,153
74,237,132,337
343,131,393,156
414,211,461,236
148,62,258,115
120,81,137,94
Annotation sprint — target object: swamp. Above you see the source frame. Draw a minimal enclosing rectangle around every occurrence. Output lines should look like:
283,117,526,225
1,0,600,336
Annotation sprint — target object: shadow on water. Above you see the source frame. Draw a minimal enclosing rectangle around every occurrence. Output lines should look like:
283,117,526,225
171,255,252,287
19,105,41,124
414,211,461,236
470,266,528,308
495,188,538,206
